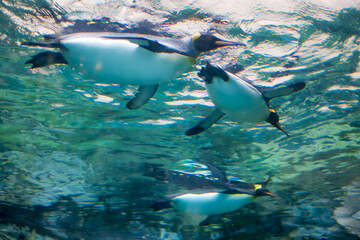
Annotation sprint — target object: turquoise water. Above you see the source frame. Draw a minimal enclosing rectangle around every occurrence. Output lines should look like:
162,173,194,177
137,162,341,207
1,0,360,239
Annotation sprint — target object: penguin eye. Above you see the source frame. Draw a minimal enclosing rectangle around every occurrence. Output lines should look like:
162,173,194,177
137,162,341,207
193,34,217,52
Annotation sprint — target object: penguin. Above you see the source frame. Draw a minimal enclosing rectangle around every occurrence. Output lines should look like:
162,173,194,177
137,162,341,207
185,62,306,136
147,162,275,225
152,180,275,226
22,32,244,109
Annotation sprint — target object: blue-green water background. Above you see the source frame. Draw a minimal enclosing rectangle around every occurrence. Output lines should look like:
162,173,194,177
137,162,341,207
1,0,360,239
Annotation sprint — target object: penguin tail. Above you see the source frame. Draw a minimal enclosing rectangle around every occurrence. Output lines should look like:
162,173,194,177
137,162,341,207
151,199,172,212
25,51,68,68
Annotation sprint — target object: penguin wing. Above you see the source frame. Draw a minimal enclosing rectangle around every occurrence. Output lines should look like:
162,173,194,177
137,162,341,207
101,34,189,55
185,108,225,136
261,82,306,100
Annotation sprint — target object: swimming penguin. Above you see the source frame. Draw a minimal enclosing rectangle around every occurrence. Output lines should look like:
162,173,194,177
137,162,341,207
147,161,275,225
152,180,275,226
23,32,244,109
185,62,306,136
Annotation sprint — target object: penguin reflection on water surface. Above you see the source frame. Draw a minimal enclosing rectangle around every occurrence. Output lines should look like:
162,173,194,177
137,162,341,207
23,32,244,109
149,162,275,226
186,62,306,136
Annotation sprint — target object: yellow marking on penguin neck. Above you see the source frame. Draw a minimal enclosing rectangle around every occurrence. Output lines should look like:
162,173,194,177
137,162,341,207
192,32,201,43
254,184,262,190
270,108,276,113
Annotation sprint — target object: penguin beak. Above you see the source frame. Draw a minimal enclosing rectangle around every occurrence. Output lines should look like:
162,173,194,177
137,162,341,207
265,191,277,198
214,40,246,47
266,110,290,137
273,121,290,138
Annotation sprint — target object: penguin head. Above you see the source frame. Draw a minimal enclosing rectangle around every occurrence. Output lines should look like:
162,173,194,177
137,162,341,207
254,188,276,198
198,62,229,84
266,109,290,137
192,33,245,53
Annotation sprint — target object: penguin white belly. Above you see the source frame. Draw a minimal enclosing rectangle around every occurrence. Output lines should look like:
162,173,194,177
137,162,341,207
171,192,254,216
206,74,269,122
61,37,193,85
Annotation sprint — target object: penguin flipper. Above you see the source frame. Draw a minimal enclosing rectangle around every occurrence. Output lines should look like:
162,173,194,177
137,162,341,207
25,51,68,68
126,84,158,110
102,35,188,55
128,38,184,54
200,214,224,226
185,108,225,136
262,82,306,100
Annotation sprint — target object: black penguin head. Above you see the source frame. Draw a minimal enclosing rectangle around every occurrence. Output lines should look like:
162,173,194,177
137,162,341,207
198,62,229,84
266,109,290,137
192,33,245,53
254,188,276,198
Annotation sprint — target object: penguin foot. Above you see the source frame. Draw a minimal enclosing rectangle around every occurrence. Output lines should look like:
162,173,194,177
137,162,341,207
151,199,172,212
25,51,67,68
